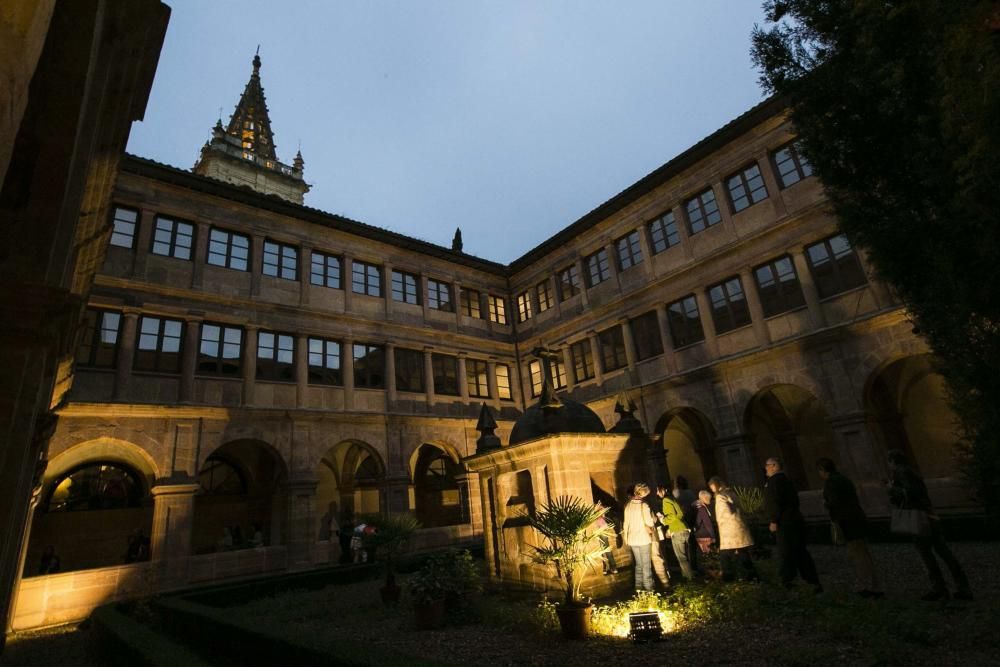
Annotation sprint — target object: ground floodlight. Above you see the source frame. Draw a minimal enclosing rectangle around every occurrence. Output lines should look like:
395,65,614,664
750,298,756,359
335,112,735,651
628,611,663,642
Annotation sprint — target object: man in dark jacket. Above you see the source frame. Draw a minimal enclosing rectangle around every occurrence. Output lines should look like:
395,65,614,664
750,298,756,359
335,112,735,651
817,458,881,597
764,457,821,592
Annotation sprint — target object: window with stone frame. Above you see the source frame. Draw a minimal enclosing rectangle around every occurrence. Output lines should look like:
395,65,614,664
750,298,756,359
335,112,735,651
151,216,194,260
772,140,814,188
535,280,554,313
47,463,145,512
496,363,512,400
549,357,568,390
615,229,644,271
76,309,121,368
391,269,419,304
432,353,459,396
558,264,582,300
585,248,611,287
685,187,722,235
528,360,543,397
352,260,382,297
648,210,680,254
726,162,769,213
257,331,295,382
353,343,385,388
630,311,664,361
598,325,628,373
207,228,250,271
310,251,342,289
516,291,533,322
666,295,705,348
487,295,507,324
262,240,298,280
805,234,869,298
307,337,341,385
466,359,490,398
754,256,807,317
394,347,424,393
134,316,183,373
109,206,138,248
460,288,482,318
198,323,243,376
708,277,752,334
570,339,595,382
427,279,453,312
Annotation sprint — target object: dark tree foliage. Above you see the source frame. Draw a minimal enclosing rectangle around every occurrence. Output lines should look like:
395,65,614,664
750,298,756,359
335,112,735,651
751,1,1000,516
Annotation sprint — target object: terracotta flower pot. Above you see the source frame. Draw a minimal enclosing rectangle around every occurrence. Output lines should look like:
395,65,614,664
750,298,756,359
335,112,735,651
413,598,446,630
556,603,592,640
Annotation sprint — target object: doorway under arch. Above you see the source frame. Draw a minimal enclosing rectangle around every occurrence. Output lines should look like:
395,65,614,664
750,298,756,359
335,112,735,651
655,408,717,491
316,440,386,525
411,443,465,528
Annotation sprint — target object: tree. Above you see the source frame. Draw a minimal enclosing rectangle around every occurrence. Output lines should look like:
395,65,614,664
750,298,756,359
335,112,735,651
751,1,1000,516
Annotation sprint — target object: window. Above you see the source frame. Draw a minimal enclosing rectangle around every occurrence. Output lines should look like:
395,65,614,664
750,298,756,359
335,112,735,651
391,270,419,304
427,279,453,312
353,343,385,388
708,277,752,334
496,364,512,400
76,309,120,368
755,256,807,317
726,163,769,213
207,228,250,271
666,295,705,348
151,216,194,260
394,348,424,393
307,338,341,385
432,354,459,396
263,240,298,280
134,316,182,373
648,211,680,254
47,463,143,512
109,207,138,248
630,311,663,361
773,141,814,188
570,340,595,382
685,188,722,234
516,292,533,322
257,331,295,382
487,295,507,324
536,280,554,313
466,359,490,398
528,360,543,396
599,326,628,373
616,230,643,271
310,251,342,289
806,234,868,298
550,357,568,390
198,455,247,496
460,288,482,318
198,323,242,376
352,260,382,297
585,248,610,287
558,264,582,300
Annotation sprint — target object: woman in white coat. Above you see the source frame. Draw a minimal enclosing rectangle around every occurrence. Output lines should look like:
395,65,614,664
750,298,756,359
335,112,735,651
708,476,760,583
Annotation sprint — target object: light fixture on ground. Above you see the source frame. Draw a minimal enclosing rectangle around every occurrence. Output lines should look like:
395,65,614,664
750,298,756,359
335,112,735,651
628,610,664,642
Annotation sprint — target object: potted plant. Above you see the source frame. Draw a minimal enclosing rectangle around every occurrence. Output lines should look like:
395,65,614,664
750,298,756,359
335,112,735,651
525,495,615,640
409,558,448,630
731,486,772,559
360,513,421,604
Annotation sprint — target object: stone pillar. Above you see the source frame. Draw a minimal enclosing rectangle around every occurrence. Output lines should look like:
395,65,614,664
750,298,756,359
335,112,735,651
714,181,740,239
385,342,397,406
604,241,620,289
296,333,309,408
716,434,757,488
694,290,720,357
132,208,155,278
420,274,431,320
456,471,483,535
179,317,202,403
191,222,210,289
150,483,200,583
453,280,463,325
285,478,318,571
790,248,827,329
636,224,657,279
560,345,575,392
740,267,771,347
457,352,470,403
383,261,395,316
385,475,412,515
486,359,500,409
588,333,604,385
299,247,311,306
242,325,258,406
343,338,355,410
250,235,263,297
576,258,590,307
756,151,788,218
113,310,140,400
343,254,354,312
423,347,435,408
654,304,677,375
620,318,637,371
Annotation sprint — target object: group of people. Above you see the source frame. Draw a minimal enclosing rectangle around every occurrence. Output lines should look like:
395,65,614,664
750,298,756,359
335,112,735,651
216,522,264,552
319,506,377,565
615,451,972,601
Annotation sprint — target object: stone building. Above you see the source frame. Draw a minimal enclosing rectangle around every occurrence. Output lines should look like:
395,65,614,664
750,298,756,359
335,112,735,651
11,54,972,629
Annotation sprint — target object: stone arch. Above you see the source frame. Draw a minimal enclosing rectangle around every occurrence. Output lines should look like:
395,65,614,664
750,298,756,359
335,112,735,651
410,442,466,528
43,437,160,490
315,440,386,527
654,407,717,491
743,384,840,490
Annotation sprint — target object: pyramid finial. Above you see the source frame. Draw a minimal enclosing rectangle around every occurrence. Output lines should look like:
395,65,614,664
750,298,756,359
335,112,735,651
475,403,501,453
452,227,463,253
253,45,261,71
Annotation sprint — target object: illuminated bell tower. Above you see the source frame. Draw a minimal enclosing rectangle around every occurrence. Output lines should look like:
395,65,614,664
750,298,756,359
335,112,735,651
193,51,310,204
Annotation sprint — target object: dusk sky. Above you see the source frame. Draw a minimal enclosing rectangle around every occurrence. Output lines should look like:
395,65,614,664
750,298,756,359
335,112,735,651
127,1,769,263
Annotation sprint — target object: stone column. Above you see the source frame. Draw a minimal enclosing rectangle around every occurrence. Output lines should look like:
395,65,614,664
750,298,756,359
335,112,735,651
191,222,210,289
576,257,590,307
740,267,772,347
179,317,202,403
455,471,483,535
342,338,355,410
385,475,412,515
285,478,318,571
637,223,657,279
789,247,827,329
674,203,696,262
250,235,263,297
420,275,431,320
150,483,200,583
654,304,677,375
343,254,354,312
299,247,311,306
694,290,720,357
242,325,258,406
132,208,155,278
620,318,637,371
383,261,394,316
296,333,309,408
113,309,140,401
457,352,470,403
605,240,620,289
423,347,435,408
756,151,788,218
452,280,463,325
561,346,575,392
385,342,397,406
714,181,740,239
588,332,604,385
715,434,757,488
486,359,500,408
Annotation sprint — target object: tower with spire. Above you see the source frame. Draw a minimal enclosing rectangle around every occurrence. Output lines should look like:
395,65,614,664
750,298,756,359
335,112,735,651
193,51,310,204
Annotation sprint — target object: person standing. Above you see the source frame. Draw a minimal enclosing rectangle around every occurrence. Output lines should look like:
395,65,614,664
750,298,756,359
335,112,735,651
693,490,717,555
623,483,657,591
708,477,759,582
887,449,971,601
817,458,882,598
658,485,694,581
764,457,821,592
674,476,699,574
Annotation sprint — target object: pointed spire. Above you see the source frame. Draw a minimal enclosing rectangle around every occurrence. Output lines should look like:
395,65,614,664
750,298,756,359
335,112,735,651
475,403,501,453
611,389,643,434
293,149,304,172
225,50,277,160
452,228,464,253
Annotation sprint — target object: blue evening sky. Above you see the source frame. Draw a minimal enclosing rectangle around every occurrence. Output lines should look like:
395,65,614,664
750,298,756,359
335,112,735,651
127,1,768,264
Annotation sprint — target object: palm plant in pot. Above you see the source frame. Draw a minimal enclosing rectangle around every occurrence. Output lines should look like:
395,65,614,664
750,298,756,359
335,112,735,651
360,512,421,604
525,495,615,640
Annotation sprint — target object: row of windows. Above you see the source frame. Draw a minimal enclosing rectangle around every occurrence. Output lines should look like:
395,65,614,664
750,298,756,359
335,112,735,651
76,314,514,399
515,141,815,317
109,210,509,324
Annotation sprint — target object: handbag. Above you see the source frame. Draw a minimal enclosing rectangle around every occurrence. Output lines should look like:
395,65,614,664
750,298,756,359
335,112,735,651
890,508,931,537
